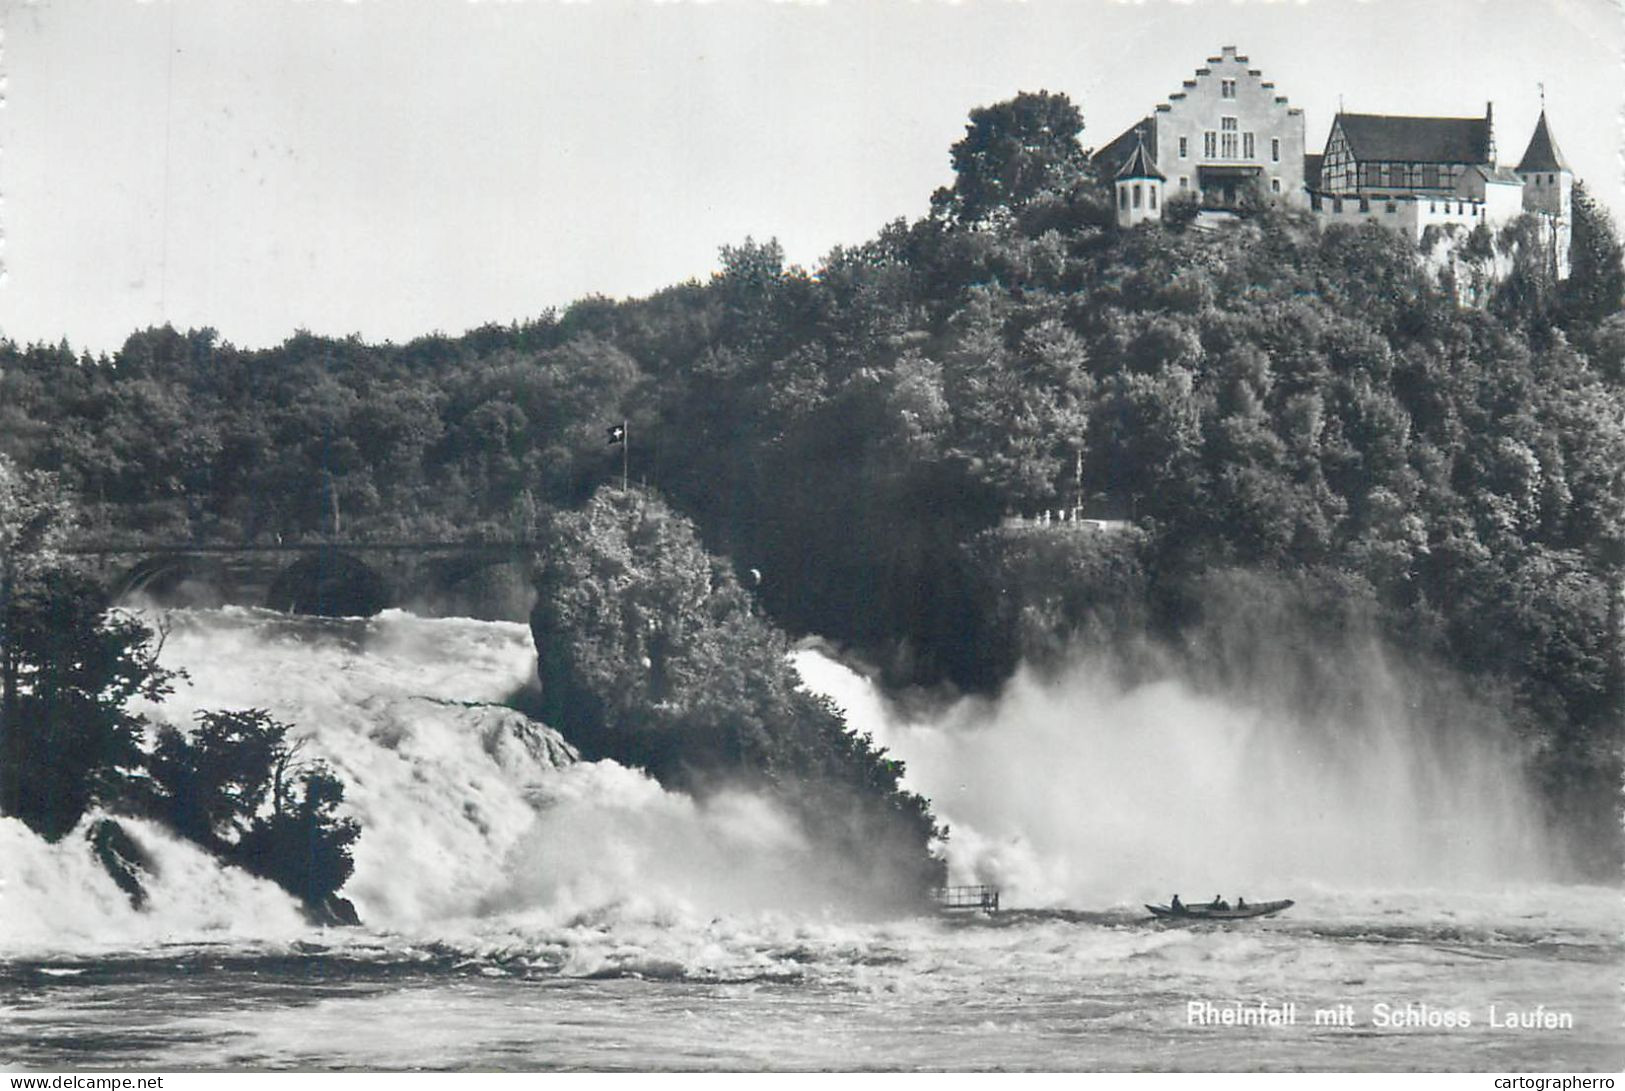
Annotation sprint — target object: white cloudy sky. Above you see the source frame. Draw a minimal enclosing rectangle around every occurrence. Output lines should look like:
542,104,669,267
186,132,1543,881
2,0,1621,355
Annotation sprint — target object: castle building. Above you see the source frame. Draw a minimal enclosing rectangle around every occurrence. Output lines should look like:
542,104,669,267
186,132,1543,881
1309,106,1523,242
1317,108,1496,199
1099,46,1576,277
1097,45,1308,209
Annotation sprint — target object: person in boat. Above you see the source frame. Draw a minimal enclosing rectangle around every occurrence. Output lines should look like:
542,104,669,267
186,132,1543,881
1210,895,1229,911
1236,897,1246,910
1170,894,1183,912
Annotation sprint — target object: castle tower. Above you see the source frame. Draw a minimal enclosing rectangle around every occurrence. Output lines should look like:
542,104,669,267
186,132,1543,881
1515,110,1572,218
1115,133,1166,228
1514,109,1573,276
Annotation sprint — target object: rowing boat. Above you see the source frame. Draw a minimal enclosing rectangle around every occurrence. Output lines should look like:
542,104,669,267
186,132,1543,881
1145,899,1294,921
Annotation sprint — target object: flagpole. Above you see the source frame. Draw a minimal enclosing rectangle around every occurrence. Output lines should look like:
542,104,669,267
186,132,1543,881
622,419,629,492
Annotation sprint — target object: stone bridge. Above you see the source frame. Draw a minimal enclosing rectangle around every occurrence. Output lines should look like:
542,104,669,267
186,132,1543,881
63,541,544,621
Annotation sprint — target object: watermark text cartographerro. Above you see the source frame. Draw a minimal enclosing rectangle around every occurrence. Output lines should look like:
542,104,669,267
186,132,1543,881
1184,999,1577,1030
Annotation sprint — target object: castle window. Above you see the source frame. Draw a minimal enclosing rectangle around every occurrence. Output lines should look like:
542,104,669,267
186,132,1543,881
1221,79,1236,99
1204,131,1217,157
1422,164,1440,188
1133,183,1142,209
1149,188,1157,210
1361,163,1381,188
1359,196,1371,213
1180,176,1188,188
1388,164,1405,188
1221,117,1237,158
1271,138,1280,163
1334,197,1344,213
1386,200,1398,213
1179,136,1188,158
1120,187,1129,210
1244,132,1255,159
1271,178,1281,194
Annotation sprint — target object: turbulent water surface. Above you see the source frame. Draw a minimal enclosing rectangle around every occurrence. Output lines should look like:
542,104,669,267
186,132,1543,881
1,609,1619,1071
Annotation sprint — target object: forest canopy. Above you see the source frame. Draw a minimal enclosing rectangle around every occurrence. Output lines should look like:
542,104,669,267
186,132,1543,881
2,89,1622,874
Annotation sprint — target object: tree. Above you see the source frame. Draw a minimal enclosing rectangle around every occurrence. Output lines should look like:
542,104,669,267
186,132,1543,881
531,486,945,900
0,457,171,836
1491,215,1562,332
2,566,175,839
151,708,360,905
0,454,69,818
149,708,287,847
1589,312,1625,384
1563,182,1625,329
932,91,1087,226
235,759,359,906
939,296,1096,510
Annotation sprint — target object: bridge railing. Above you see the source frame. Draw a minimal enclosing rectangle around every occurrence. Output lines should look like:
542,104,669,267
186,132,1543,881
932,884,1001,913
61,539,549,556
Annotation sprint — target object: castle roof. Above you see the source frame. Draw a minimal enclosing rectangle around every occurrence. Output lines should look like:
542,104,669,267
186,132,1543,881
1515,111,1570,172
1334,112,1493,165
1098,117,1156,174
1116,134,1165,180
1465,163,1524,186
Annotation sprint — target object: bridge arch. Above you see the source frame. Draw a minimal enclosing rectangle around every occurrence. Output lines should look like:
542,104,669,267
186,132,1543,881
266,551,392,617
412,553,537,622
112,554,236,608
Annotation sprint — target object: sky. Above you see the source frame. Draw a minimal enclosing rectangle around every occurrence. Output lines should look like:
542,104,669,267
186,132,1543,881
2,0,1622,356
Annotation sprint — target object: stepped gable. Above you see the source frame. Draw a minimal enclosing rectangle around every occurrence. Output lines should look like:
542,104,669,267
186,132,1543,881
1334,112,1493,165
1516,110,1570,172
1098,45,1307,210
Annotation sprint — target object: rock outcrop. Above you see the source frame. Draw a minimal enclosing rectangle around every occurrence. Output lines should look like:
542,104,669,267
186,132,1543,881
303,893,362,927
88,818,156,910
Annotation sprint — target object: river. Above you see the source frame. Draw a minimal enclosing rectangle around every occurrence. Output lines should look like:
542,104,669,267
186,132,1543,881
1,609,1618,1071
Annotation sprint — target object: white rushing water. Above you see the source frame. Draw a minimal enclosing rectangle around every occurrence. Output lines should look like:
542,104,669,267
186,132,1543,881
792,644,1561,905
0,608,1618,1071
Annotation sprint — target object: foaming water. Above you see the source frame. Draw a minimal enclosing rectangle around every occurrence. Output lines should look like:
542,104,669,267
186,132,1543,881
4,882,1619,1070
1,609,1619,1071
122,608,580,928
793,645,1560,906
3,608,889,955
0,608,1575,949
0,814,306,954
477,761,911,924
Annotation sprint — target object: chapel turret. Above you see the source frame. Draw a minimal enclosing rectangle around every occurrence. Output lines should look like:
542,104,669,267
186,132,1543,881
1115,133,1166,228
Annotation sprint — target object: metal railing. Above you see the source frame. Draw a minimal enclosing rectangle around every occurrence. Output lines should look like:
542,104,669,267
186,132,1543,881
933,884,1001,912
